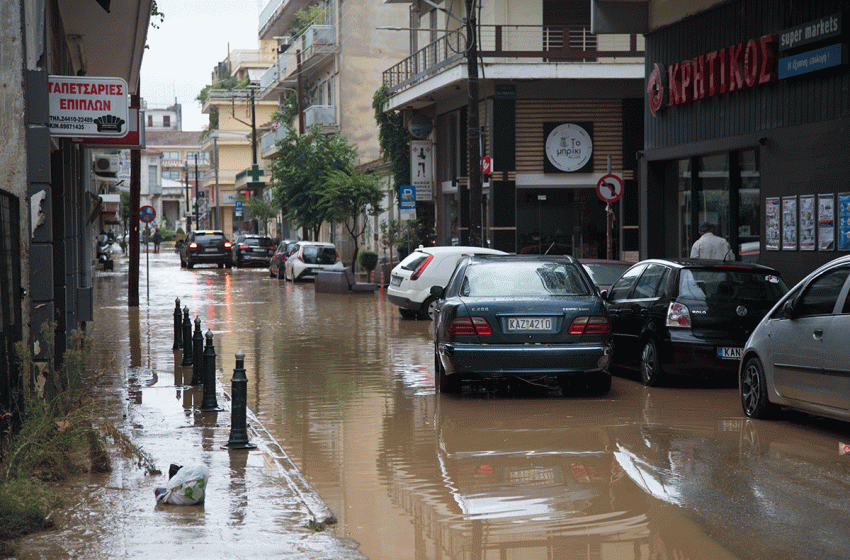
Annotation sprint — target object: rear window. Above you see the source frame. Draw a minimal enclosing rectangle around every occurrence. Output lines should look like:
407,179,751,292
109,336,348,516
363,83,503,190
400,252,430,271
460,261,591,297
243,237,271,246
302,246,337,264
678,268,788,304
195,233,225,242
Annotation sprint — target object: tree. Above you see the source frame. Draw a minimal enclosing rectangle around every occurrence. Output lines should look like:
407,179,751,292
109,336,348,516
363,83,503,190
372,85,410,203
270,124,357,239
238,192,280,236
321,168,384,271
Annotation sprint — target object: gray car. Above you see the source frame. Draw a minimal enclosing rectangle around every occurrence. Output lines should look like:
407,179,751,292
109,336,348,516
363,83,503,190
740,255,850,422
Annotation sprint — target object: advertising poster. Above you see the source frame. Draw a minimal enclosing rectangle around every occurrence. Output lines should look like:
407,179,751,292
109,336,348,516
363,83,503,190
839,193,850,251
782,196,798,250
765,197,780,250
799,195,815,250
818,194,835,251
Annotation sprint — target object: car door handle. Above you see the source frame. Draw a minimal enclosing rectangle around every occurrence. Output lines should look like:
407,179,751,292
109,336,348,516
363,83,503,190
812,328,824,340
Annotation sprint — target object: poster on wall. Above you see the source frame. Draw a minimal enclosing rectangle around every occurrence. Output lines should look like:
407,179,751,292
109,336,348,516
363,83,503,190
799,195,815,250
782,196,798,250
765,197,780,250
839,193,850,251
818,193,835,251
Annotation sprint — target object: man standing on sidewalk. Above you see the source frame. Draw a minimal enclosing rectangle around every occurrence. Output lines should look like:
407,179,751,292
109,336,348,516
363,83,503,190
691,222,734,261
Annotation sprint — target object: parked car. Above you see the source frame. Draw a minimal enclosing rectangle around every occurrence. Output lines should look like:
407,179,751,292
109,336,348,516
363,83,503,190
179,230,232,269
431,254,612,394
603,258,788,386
387,245,507,320
283,241,344,281
740,255,850,422
231,234,275,268
580,259,633,292
269,239,299,278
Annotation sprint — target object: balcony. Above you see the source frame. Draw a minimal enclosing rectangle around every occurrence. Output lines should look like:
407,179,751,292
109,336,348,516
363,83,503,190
304,105,336,128
261,125,290,158
383,25,644,93
259,23,337,100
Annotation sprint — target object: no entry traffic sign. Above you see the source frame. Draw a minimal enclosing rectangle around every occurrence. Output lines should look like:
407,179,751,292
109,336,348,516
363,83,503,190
140,205,156,223
596,174,624,203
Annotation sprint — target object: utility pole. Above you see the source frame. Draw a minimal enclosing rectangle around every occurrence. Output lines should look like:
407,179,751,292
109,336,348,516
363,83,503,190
465,0,482,247
194,153,199,229
296,50,305,135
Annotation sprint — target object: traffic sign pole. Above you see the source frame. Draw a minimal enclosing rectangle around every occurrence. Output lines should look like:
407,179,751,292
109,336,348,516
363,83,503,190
596,174,624,260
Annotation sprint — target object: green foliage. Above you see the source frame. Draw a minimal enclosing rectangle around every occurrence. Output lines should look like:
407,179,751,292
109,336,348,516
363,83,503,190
270,125,358,238
358,250,378,272
150,1,164,29
239,192,280,236
373,85,410,194
287,5,328,37
0,480,58,542
321,168,384,268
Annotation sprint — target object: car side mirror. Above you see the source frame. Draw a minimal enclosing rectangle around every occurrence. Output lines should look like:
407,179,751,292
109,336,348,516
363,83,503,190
430,285,445,299
781,298,797,319
599,289,609,300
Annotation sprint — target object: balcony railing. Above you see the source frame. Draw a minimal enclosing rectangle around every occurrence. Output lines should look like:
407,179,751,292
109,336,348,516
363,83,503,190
383,25,644,93
304,105,336,127
261,125,289,155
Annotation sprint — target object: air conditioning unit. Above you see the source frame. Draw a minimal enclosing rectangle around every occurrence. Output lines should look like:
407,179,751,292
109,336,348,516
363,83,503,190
277,36,294,53
93,154,120,174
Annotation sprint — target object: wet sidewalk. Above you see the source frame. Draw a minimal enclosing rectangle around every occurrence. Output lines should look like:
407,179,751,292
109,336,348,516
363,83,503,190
14,280,368,559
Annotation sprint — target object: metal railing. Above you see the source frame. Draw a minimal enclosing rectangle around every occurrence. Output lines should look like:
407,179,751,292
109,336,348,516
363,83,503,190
383,25,643,93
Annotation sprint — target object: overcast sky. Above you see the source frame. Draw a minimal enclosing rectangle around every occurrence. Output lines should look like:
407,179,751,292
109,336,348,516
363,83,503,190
140,0,264,131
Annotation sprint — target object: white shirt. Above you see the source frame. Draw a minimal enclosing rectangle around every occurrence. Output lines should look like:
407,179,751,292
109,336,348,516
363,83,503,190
691,232,734,261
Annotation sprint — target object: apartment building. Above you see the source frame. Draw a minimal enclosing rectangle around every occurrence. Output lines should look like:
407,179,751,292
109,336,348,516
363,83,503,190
380,0,645,258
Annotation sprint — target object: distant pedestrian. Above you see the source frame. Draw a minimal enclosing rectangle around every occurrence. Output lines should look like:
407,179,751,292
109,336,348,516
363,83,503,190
153,229,162,253
691,222,734,261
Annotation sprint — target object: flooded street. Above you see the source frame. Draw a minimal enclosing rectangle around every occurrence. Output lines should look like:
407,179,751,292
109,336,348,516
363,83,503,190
90,253,850,560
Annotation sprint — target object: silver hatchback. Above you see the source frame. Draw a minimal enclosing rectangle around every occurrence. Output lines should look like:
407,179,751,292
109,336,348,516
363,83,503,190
740,255,850,422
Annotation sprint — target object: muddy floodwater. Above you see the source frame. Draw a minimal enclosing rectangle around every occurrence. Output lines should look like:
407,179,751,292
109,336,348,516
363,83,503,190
88,254,850,560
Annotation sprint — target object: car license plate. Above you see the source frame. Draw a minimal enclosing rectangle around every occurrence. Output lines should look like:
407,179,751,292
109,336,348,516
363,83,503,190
717,347,743,359
205,248,218,253
508,317,552,331
390,275,402,286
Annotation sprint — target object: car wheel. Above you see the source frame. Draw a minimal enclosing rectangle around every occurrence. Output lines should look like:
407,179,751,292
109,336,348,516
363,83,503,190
187,259,194,269
420,296,438,320
399,308,418,319
435,351,460,394
269,266,276,278
179,255,185,268
226,261,232,269
586,372,612,395
640,338,664,387
218,262,224,269
740,357,776,419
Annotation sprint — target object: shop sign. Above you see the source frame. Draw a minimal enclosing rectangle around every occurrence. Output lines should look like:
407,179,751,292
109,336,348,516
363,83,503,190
48,76,129,137
411,140,433,201
544,123,593,173
779,43,845,79
779,13,841,52
647,35,778,116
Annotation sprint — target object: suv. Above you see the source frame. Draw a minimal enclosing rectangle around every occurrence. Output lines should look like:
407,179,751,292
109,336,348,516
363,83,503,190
604,258,788,386
387,246,506,320
232,234,275,268
283,241,344,281
269,239,299,278
179,230,233,269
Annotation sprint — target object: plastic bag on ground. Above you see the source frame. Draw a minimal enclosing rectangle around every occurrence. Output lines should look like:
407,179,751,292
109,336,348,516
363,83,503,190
155,465,209,505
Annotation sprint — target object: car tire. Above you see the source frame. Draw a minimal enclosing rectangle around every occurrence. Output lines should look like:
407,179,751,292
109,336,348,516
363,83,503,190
269,267,276,278
586,372,612,395
187,259,194,269
640,338,664,387
399,308,418,319
420,296,438,320
740,356,776,420
435,352,460,394
218,262,224,269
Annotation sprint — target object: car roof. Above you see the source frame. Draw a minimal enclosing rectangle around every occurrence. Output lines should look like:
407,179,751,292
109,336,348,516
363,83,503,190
414,245,507,255
466,254,580,264
633,258,782,273
296,241,335,246
579,258,633,265
194,230,225,235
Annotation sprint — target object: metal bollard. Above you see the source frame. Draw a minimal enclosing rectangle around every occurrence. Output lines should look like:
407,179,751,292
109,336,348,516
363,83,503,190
191,316,204,385
223,350,256,450
181,306,193,367
172,298,182,350
200,330,220,411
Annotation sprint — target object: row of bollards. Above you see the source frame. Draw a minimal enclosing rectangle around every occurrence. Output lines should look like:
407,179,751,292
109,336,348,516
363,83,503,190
171,298,255,450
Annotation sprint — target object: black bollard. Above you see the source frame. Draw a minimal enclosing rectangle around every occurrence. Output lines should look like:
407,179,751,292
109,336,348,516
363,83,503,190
223,350,256,450
200,330,220,411
191,316,204,385
181,306,193,367
172,298,182,350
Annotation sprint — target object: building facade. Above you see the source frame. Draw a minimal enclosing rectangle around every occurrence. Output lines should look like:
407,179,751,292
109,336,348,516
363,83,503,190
381,0,645,257
610,0,849,285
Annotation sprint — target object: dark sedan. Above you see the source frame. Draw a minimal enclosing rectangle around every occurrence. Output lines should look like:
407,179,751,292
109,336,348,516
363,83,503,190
604,258,788,386
232,234,275,268
432,255,613,395
269,239,299,278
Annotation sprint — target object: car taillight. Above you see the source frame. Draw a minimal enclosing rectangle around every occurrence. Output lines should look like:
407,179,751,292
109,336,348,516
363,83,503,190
666,302,691,327
296,251,304,262
448,317,492,336
188,242,198,250
568,316,611,335
224,242,231,249
335,250,341,263
410,254,434,281
269,246,276,252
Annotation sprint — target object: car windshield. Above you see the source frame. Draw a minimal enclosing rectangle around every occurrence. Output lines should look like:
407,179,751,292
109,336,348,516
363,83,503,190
583,263,631,286
460,261,591,297
302,246,337,264
678,268,788,303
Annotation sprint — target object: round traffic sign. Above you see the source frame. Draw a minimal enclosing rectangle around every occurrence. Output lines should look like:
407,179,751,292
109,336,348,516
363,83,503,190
140,205,156,223
596,174,624,203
